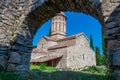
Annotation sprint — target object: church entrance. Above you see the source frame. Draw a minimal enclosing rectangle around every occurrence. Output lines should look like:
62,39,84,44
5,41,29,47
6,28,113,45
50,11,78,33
46,57,61,67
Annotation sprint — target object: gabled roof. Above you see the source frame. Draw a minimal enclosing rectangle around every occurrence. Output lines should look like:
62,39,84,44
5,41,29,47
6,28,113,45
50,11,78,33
48,32,89,50
30,54,63,63
37,32,88,50
32,48,47,53
57,35,76,42
48,39,76,50
41,32,88,42
75,32,89,41
43,36,58,41
57,11,66,17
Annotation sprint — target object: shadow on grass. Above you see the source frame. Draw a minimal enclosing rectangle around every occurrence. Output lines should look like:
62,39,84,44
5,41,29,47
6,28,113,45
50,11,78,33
24,70,112,80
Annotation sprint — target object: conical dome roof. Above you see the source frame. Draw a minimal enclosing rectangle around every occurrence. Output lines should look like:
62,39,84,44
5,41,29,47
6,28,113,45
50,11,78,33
57,11,66,17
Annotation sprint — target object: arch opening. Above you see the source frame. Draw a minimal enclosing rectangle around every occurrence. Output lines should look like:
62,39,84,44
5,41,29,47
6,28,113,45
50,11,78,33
32,12,105,70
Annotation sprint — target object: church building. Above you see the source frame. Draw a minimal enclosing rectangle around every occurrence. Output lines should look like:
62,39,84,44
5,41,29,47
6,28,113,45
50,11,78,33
31,12,96,70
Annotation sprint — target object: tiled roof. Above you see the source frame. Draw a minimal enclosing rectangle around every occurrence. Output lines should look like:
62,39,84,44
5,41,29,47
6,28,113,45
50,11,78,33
57,35,76,42
32,48,47,53
43,36,58,41
48,39,76,50
30,54,63,63
43,33,87,50
57,32,88,42
43,35,76,42
56,11,66,17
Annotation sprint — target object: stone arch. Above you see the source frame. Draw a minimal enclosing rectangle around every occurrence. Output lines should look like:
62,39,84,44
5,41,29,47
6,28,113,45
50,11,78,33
5,0,103,71
0,0,103,71
0,1,120,79
26,0,103,37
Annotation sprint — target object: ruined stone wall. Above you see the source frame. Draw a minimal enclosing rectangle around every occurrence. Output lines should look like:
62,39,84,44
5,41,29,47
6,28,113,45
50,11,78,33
101,0,120,79
101,0,120,49
102,0,120,43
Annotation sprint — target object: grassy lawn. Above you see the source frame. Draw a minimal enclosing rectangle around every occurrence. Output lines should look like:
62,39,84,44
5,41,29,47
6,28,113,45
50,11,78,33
29,64,111,80
81,66,108,74
0,65,115,80
30,63,59,72
0,71,112,80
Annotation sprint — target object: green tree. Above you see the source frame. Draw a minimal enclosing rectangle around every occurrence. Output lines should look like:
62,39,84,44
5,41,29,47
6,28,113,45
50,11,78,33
95,47,106,65
48,27,51,36
102,28,107,56
95,47,101,65
33,46,37,48
90,35,94,50
102,28,108,65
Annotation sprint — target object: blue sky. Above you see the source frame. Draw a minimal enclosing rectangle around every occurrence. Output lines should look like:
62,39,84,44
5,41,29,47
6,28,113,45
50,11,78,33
33,12,103,54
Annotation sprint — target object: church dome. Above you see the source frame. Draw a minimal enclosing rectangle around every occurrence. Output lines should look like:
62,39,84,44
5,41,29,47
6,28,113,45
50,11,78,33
50,11,67,39
57,11,66,17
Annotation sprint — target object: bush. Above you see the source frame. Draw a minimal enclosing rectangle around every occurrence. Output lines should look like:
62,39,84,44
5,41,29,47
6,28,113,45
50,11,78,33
39,63,47,70
82,66,108,74
30,63,59,72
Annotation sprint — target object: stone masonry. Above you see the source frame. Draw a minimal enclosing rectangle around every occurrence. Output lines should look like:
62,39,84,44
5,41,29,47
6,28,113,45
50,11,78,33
0,0,120,79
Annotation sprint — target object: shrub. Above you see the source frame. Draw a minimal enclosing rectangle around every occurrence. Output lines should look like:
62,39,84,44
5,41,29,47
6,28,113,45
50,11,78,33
82,66,108,74
39,63,47,70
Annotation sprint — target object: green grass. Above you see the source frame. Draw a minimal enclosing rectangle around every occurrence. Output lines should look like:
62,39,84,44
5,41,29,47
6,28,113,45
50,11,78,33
0,71,112,80
29,64,112,80
81,66,108,74
0,65,115,80
30,63,59,72
0,65,112,80
26,71,110,80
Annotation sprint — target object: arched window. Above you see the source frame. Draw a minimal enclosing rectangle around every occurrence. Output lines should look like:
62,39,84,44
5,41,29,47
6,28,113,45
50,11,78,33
59,22,61,31
63,23,64,31
52,23,54,31
55,22,57,31
83,54,85,61
63,18,64,21
59,17,61,20
42,43,43,48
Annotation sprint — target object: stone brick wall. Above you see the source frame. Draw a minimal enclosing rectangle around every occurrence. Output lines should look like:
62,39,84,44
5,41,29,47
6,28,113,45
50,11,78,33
67,34,96,69
37,38,48,49
101,0,120,78
37,38,57,50
49,48,67,68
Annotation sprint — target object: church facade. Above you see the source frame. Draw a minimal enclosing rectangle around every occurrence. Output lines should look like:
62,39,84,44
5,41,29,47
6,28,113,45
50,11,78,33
31,12,96,70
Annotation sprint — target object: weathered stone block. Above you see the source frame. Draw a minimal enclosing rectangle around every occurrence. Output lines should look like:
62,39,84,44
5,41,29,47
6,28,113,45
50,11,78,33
110,49,120,66
21,54,30,64
16,65,29,71
106,22,117,28
111,70,120,80
7,64,16,71
0,34,5,39
107,40,120,49
9,52,21,64
0,55,7,69
11,44,30,53
106,27,120,36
